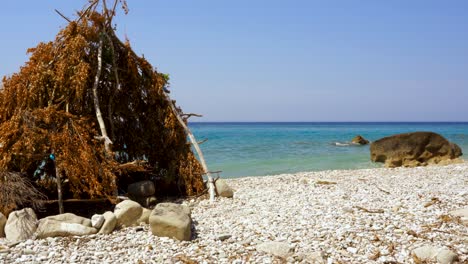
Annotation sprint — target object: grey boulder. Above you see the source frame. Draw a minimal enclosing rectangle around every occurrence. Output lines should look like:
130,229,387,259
127,180,155,197
149,203,191,241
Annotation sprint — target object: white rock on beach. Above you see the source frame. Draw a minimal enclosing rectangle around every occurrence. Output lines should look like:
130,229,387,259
412,245,459,264
91,214,105,229
114,200,142,228
36,219,97,238
98,211,117,234
449,207,468,225
4,208,37,243
256,241,292,259
43,213,92,227
215,179,234,198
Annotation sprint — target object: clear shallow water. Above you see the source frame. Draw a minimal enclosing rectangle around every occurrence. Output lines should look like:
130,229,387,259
189,122,468,178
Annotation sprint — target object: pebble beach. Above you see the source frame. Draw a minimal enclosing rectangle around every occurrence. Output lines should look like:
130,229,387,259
1,163,467,263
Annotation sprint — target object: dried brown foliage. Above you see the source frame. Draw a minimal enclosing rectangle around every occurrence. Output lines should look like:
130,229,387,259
0,2,204,215
0,171,47,214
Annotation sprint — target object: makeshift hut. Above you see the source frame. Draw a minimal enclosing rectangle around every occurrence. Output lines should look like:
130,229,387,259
0,0,215,216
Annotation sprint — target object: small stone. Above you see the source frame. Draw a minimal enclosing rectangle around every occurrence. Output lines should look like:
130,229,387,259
91,214,105,229
256,241,292,259
98,211,117,234
347,247,358,254
216,234,232,241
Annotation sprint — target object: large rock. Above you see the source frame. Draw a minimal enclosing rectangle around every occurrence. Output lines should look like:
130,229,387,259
43,213,91,227
127,180,155,198
5,208,37,243
351,135,369,145
114,200,142,228
0,212,6,237
256,241,292,259
98,211,117,234
370,132,462,167
36,219,97,239
412,245,458,264
149,203,191,241
215,179,234,198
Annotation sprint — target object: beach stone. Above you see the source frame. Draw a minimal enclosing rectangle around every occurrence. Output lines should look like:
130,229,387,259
149,203,191,241
36,219,97,238
98,211,117,234
412,245,458,264
43,213,91,227
304,251,326,264
370,132,462,167
5,208,37,243
0,212,6,237
127,180,155,197
256,241,292,259
449,207,468,225
114,200,143,228
351,135,369,145
215,179,234,198
91,214,105,229
135,208,151,225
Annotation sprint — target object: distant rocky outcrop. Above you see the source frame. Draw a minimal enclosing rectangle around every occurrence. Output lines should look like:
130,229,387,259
351,135,369,145
370,131,462,167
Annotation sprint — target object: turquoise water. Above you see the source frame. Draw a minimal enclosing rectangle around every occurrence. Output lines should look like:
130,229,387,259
189,122,468,178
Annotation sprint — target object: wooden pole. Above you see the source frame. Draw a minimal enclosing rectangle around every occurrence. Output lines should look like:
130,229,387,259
165,94,216,201
51,154,64,214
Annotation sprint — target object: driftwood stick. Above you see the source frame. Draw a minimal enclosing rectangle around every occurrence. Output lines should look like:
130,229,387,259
165,94,216,201
355,206,384,213
92,37,112,153
54,9,72,22
181,113,203,118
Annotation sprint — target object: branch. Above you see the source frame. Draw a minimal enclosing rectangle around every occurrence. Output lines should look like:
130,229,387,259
181,113,203,119
92,38,112,153
197,139,208,145
55,9,72,22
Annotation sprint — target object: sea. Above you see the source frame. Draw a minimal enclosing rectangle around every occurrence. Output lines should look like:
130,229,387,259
188,122,468,178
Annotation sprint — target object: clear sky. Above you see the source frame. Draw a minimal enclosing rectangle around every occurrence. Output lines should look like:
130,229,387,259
1,1,467,121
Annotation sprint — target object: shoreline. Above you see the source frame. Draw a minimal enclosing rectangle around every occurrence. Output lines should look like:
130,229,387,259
2,163,467,263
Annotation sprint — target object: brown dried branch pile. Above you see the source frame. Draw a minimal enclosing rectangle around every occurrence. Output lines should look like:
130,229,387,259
0,5,204,215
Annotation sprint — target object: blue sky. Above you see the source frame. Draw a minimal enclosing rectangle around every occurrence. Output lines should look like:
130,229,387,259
1,1,467,121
